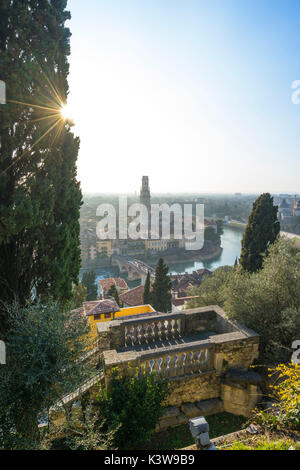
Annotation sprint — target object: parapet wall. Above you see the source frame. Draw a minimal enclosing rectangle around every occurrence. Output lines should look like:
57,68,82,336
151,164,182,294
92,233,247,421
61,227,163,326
98,305,260,417
97,305,243,352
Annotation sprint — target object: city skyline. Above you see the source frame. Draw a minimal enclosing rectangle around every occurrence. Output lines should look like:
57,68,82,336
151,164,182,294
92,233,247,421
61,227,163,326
67,1,300,194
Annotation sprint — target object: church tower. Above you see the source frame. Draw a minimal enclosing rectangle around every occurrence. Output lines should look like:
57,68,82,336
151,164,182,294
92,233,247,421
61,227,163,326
140,176,151,212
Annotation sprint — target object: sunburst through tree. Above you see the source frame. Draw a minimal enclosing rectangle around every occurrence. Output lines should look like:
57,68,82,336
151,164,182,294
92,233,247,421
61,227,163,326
0,1,82,328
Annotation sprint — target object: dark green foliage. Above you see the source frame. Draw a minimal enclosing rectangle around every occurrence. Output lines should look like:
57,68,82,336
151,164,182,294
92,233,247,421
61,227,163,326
151,258,172,313
97,369,168,449
240,193,280,272
187,266,233,308
143,271,152,304
204,225,220,244
187,239,300,363
0,1,82,331
70,282,87,309
81,270,98,301
107,284,121,307
0,301,91,449
64,404,117,450
216,219,224,236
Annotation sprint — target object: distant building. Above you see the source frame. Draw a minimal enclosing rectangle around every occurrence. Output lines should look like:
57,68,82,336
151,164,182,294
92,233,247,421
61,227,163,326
145,239,169,253
79,300,158,340
140,176,151,212
170,269,212,297
293,196,300,217
278,195,300,220
96,240,112,257
89,245,97,261
99,277,129,298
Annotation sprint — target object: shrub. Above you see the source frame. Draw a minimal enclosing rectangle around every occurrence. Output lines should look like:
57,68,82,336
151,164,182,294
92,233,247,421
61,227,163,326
270,363,300,429
187,239,300,363
96,368,168,449
250,363,300,432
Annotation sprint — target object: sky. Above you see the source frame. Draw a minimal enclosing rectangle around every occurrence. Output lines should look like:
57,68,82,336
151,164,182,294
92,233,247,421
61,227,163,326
66,0,300,195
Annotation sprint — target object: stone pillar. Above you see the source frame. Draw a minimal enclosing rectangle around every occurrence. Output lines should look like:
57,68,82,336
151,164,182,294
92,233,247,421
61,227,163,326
221,369,262,417
189,417,217,450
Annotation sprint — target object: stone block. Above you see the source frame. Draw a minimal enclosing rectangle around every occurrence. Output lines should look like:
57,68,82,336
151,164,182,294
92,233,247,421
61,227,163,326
158,416,179,430
223,402,251,417
189,417,209,438
176,412,188,425
196,398,223,415
162,406,180,418
221,384,249,407
198,432,210,447
181,402,202,418
225,369,261,386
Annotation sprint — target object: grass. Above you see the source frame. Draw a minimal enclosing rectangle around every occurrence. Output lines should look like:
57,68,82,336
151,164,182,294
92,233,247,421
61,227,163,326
225,437,300,450
140,412,247,450
207,413,247,439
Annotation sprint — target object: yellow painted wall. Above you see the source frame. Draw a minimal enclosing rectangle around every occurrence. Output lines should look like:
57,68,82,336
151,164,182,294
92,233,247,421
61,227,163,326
96,240,112,257
88,305,155,336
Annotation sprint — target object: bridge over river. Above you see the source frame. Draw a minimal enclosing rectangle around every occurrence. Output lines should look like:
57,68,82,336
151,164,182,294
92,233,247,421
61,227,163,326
112,256,155,285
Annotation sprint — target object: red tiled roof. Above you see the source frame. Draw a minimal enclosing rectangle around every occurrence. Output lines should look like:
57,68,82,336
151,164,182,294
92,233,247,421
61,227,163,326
83,300,120,316
99,277,128,292
120,285,145,306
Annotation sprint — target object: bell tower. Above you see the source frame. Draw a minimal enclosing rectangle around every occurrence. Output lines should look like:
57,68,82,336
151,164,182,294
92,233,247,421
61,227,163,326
140,176,151,212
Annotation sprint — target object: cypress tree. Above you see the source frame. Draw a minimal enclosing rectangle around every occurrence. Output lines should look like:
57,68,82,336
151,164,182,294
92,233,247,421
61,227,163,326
151,258,172,313
143,270,152,305
240,193,280,273
81,271,98,301
107,284,121,307
0,1,82,330
70,282,87,310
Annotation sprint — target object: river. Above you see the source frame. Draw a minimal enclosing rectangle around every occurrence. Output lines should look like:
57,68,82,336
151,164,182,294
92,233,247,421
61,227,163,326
82,226,244,290
170,226,244,274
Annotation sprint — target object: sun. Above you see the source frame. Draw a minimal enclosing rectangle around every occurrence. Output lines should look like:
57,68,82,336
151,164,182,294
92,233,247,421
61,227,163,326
60,104,71,120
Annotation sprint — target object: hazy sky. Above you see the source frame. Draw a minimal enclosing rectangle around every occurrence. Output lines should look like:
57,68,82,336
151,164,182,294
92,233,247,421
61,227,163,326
67,0,300,194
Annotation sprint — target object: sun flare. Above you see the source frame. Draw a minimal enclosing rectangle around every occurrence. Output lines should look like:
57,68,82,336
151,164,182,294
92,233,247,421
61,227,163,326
60,104,71,120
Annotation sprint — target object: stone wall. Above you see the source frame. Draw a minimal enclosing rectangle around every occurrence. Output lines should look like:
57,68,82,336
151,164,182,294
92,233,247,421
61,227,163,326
156,399,224,432
99,306,261,421
164,371,221,407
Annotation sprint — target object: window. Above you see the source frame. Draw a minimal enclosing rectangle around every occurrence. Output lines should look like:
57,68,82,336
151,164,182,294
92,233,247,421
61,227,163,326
104,313,111,319
94,314,101,320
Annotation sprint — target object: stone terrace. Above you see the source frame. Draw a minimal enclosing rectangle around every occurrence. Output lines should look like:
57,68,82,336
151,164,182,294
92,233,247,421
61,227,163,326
97,306,260,418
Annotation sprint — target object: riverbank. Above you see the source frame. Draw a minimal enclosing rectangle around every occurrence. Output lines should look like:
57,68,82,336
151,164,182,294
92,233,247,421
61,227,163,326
80,244,223,271
80,227,243,277
227,220,246,230
143,245,223,267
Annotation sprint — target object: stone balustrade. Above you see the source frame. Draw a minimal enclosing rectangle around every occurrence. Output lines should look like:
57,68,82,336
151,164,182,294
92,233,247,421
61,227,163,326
139,344,213,379
97,311,186,351
123,312,185,347
103,338,215,383
97,306,244,353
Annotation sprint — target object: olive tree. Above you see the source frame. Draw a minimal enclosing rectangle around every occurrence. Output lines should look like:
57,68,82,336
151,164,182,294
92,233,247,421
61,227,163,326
0,301,92,449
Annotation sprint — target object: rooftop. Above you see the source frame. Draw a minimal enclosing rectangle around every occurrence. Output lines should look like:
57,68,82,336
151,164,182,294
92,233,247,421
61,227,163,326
99,277,129,292
83,299,120,316
120,285,145,306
